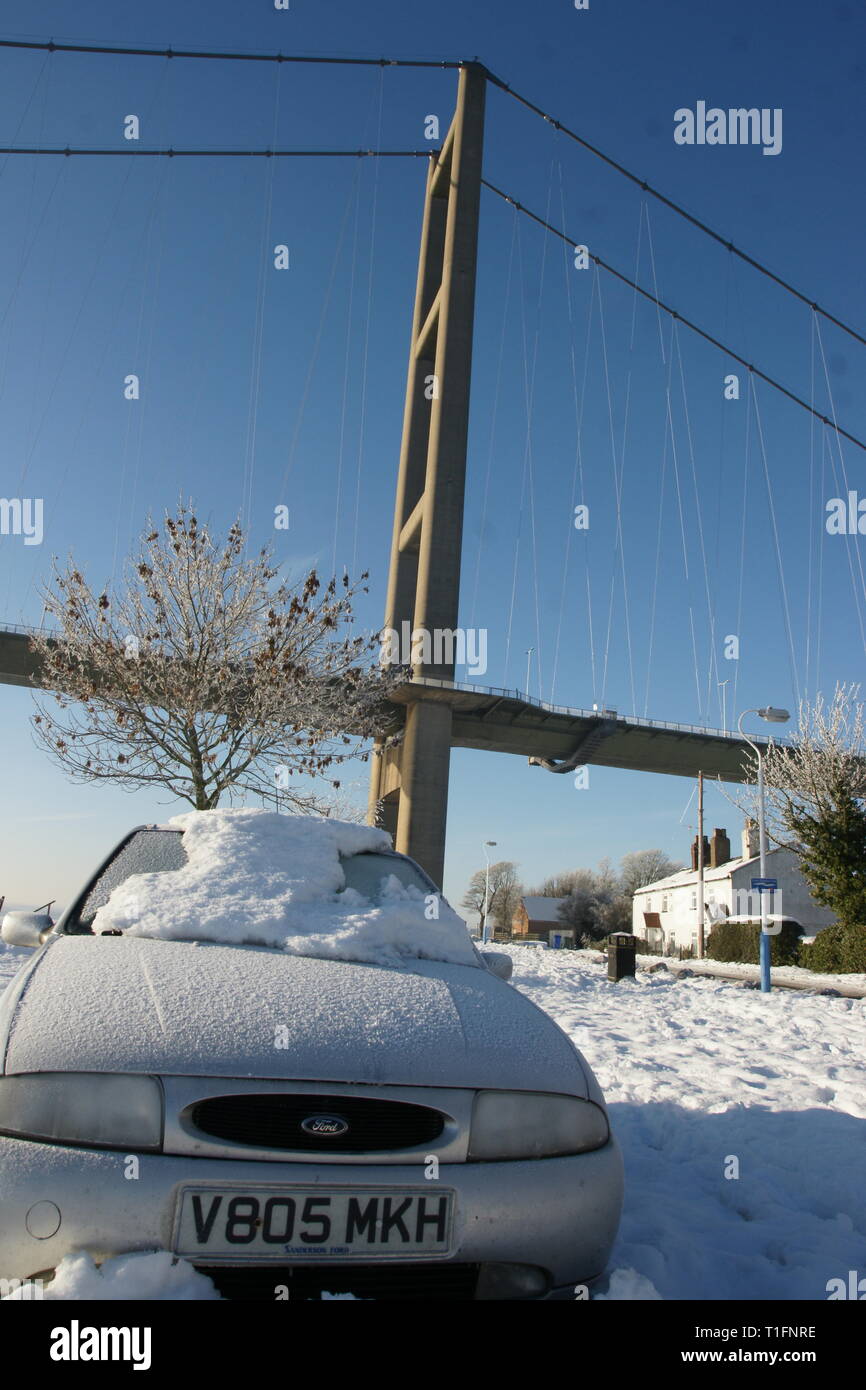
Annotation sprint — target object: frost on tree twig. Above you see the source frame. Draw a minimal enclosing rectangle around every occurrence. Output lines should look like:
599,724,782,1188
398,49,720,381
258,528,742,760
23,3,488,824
719,684,866,852
29,501,405,813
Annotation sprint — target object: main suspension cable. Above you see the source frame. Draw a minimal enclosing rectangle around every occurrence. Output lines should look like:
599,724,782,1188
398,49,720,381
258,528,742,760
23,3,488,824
3,37,861,349
0,145,433,158
483,67,866,353
481,179,866,456
0,38,462,69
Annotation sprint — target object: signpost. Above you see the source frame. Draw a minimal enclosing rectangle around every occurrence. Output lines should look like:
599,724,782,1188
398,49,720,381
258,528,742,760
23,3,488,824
738,704,790,994
751,878,778,895
697,771,705,958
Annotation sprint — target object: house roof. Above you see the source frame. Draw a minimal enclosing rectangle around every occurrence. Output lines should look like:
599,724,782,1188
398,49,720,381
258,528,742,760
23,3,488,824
632,846,783,895
520,895,567,922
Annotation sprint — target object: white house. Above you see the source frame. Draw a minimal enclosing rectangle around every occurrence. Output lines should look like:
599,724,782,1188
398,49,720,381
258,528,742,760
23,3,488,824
632,822,836,954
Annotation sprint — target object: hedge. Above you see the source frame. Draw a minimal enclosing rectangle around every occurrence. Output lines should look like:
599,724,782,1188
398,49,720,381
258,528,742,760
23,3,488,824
705,919,801,967
799,923,866,974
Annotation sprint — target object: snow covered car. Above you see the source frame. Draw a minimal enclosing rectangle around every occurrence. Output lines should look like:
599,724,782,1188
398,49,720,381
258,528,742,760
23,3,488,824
0,810,623,1300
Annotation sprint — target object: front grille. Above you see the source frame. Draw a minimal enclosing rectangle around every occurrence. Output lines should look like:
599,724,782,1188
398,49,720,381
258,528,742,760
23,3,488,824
195,1262,480,1301
189,1093,445,1152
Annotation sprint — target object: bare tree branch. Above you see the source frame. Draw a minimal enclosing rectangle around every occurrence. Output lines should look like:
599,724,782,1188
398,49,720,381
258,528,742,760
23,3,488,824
30,501,403,810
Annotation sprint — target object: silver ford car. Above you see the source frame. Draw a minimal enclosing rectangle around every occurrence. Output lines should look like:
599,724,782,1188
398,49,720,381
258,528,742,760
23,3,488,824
0,824,623,1300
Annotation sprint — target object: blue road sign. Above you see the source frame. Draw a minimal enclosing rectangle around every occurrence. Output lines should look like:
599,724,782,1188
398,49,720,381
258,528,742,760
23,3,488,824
751,878,778,893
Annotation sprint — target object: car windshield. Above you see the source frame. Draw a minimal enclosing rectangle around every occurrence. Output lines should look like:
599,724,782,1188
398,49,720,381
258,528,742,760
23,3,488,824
65,831,436,934
64,829,188,934
339,852,433,901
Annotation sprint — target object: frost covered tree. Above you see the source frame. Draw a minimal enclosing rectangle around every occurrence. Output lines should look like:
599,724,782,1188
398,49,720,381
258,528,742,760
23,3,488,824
30,503,401,813
620,849,684,897
488,860,523,932
531,868,594,899
556,875,630,941
557,885,601,939
528,853,673,942
736,684,866,928
461,860,522,933
460,872,488,930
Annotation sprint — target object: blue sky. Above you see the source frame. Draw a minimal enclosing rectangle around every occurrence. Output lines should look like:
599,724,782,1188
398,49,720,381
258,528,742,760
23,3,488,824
0,0,864,912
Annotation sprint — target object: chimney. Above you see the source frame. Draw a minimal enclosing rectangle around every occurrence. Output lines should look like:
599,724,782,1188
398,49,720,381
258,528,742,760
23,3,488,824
709,827,731,868
741,819,760,860
690,834,710,872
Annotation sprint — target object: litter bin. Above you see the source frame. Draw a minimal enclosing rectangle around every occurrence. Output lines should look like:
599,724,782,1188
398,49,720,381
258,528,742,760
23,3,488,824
607,932,637,981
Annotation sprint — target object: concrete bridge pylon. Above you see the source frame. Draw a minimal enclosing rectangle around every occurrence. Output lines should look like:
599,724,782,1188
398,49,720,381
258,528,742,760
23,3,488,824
368,63,487,886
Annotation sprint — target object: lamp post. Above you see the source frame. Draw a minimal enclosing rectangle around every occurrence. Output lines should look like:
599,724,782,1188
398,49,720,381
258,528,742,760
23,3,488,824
697,770,705,959
482,839,497,944
737,706,790,993
525,649,534,700
718,680,730,735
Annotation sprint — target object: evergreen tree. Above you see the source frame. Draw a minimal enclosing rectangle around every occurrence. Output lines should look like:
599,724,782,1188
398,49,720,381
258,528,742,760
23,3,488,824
740,687,866,931
788,788,866,928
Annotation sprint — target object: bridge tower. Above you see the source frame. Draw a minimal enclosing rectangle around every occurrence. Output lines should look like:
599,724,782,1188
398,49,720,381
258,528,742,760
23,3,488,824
367,62,486,886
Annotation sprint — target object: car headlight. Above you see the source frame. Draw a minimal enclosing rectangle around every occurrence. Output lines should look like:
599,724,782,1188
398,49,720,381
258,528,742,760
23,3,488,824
468,1089,609,1160
0,1073,162,1151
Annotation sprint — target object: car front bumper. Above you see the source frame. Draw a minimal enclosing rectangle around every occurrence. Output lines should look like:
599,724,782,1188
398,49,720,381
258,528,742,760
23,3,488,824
0,1135,623,1298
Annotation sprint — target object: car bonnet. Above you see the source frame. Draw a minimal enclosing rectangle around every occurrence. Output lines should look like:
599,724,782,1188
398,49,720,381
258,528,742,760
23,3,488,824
2,935,589,1096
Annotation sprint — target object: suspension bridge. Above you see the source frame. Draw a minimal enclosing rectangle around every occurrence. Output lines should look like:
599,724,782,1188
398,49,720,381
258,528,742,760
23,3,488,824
0,42,862,884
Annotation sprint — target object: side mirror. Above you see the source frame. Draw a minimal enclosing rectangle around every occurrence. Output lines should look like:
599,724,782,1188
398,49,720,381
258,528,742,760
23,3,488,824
481,949,513,981
1,912,53,949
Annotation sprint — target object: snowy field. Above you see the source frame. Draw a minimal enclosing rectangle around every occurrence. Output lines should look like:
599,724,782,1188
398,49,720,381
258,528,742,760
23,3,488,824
1,938,863,1300
508,945,866,1300
0,942,27,995
632,951,866,996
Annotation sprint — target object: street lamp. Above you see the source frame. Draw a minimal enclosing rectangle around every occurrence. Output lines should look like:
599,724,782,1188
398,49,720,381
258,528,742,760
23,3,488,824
482,840,497,945
718,679,730,735
737,706,790,993
525,649,534,699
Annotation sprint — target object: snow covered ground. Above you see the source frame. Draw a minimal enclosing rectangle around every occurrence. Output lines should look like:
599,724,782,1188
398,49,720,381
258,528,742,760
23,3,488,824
579,947,866,997
0,941,28,992
0,936,863,1300
507,945,866,1300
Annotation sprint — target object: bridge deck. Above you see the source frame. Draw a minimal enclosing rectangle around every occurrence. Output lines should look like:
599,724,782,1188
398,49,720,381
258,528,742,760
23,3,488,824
391,677,765,781
0,628,769,783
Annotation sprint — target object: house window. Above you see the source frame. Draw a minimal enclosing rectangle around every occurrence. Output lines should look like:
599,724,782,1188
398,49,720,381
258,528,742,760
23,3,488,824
690,891,697,910
661,895,668,912
646,898,652,912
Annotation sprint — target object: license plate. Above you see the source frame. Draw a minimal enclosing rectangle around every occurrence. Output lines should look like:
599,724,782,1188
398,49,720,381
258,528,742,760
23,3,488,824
173,1185,455,1261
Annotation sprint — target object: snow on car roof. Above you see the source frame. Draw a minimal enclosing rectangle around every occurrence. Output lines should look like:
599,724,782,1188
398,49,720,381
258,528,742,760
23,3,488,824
90,807,479,969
